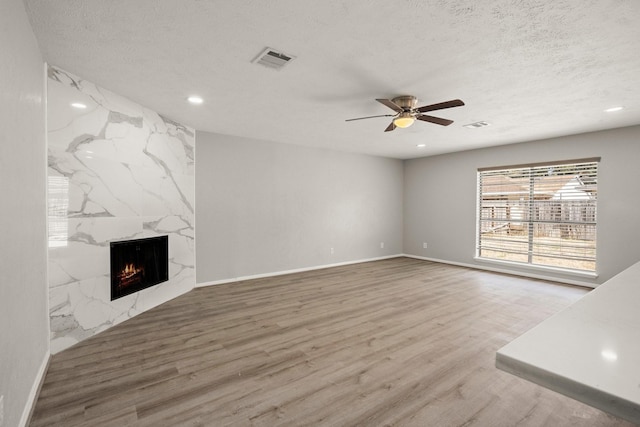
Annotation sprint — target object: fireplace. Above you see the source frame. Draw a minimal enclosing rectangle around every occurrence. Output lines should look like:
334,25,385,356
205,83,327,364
110,236,168,300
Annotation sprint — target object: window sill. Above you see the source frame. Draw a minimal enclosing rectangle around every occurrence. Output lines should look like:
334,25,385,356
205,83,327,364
473,257,599,279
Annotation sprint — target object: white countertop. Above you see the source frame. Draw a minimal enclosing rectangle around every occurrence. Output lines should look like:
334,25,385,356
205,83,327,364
496,261,640,424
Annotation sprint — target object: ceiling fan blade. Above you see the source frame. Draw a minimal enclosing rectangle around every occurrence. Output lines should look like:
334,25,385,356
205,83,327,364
384,122,396,132
345,114,395,122
376,98,403,113
416,114,454,126
416,99,465,113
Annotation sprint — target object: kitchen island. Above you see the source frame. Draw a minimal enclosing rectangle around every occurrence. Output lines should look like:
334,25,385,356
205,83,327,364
496,261,640,424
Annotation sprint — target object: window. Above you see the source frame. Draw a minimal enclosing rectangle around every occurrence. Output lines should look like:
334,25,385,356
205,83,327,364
477,158,598,272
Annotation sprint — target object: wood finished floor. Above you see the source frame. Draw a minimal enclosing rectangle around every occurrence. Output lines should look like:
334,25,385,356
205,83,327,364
30,258,634,426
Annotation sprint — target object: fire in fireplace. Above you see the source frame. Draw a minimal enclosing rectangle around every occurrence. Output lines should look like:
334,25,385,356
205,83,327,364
110,235,168,300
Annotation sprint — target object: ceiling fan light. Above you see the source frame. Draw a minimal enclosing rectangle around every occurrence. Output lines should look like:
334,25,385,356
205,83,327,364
393,113,415,128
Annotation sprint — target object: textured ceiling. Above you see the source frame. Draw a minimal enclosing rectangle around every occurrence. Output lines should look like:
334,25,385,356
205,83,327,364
24,0,640,159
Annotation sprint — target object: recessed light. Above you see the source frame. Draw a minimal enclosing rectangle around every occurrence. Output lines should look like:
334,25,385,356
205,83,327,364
71,102,87,109
417,144,426,148
604,106,623,113
187,96,203,105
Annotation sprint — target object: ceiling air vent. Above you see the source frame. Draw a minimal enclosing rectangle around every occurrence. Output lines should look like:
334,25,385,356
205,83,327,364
252,47,295,70
463,121,491,129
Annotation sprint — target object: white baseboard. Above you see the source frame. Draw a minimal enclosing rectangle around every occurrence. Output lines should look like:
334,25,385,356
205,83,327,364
195,253,596,289
196,254,403,287
403,254,597,288
20,350,50,427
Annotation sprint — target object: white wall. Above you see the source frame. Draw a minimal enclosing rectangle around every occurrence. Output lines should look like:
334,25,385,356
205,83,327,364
0,0,49,425
404,125,640,285
196,132,403,283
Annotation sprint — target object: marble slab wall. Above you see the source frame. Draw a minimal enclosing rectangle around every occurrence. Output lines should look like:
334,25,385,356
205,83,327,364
47,65,195,353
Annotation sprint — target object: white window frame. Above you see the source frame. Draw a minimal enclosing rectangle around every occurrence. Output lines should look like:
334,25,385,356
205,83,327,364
476,158,599,274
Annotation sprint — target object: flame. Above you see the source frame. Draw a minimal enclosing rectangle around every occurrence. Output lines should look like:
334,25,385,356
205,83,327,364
119,263,142,281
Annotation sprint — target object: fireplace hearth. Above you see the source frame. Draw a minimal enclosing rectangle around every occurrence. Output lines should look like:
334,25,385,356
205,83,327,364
110,236,168,300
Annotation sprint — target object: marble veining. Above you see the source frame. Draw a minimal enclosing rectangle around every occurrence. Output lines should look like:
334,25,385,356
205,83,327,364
47,65,195,353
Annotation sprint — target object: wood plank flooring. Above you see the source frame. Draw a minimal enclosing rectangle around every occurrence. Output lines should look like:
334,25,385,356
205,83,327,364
30,258,634,426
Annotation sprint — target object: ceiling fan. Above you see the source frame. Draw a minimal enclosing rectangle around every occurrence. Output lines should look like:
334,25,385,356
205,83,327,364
346,96,465,132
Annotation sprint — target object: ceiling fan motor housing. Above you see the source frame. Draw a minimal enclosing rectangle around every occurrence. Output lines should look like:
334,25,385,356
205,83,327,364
392,95,418,111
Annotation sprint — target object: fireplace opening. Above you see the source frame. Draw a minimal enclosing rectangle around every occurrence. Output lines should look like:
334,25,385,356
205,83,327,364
110,235,168,300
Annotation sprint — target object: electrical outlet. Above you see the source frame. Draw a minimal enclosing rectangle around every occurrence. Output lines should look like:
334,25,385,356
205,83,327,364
330,247,334,255
423,242,428,249
380,242,384,249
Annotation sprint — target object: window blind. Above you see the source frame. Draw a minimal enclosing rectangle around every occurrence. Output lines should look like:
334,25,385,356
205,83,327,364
477,159,598,272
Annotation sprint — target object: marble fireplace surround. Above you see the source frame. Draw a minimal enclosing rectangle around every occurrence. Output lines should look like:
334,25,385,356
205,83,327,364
47,65,195,354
